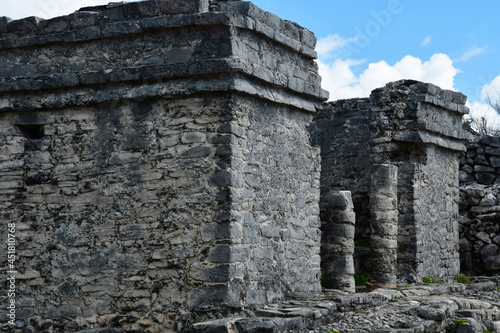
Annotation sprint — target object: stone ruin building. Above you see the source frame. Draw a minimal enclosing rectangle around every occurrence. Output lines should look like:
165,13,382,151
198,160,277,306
311,81,470,289
0,0,490,332
0,1,325,331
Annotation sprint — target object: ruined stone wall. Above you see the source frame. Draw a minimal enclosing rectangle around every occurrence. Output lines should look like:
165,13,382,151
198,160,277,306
411,146,460,279
0,1,326,331
1,96,231,331
311,80,468,284
231,96,322,302
460,136,500,185
310,99,372,241
459,136,500,275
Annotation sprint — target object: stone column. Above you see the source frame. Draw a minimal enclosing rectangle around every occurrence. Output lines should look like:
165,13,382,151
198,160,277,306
370,164,398,288
321,191,356,292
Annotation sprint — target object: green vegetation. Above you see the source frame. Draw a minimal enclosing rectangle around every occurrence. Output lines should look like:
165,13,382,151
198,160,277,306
453,318,469,325
355,310,367,315
398,98,409,103
354,273,370,286
327,331,340,333
454,274,471,284
354,238,370,247
422,277,439,284
482,330,494,333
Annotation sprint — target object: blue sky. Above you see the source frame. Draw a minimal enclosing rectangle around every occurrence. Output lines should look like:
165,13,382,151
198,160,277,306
2,0,500,124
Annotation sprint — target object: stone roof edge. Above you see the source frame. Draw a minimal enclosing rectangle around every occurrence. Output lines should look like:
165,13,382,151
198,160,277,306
0,74,322,114
394,130,469,152
0,1,317,59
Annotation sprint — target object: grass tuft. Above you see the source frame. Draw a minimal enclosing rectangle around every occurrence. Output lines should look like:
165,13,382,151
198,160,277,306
454,275,471,284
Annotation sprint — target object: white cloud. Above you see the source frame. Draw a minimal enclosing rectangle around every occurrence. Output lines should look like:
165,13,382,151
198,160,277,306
316,34,358,59
1,0,136,20
467,100,500,133
420,36,431,47
457,46,487,63
318,53,459,101
480,75,500,103
317,59,367,100
465,75,500,133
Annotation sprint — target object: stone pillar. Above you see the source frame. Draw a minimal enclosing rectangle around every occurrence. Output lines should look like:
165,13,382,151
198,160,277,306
370,164,398,288
321,191,356,292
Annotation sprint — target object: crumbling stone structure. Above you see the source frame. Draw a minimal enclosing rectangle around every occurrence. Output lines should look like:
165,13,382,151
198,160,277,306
0,0,327,331
459,136,500,275
311,80,470,284
0,0,478,331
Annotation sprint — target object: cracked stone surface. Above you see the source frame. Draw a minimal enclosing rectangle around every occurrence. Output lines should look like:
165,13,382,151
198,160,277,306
184,278,500,333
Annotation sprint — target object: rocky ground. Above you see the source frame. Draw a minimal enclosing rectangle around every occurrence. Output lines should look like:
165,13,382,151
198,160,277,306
186,277,500,333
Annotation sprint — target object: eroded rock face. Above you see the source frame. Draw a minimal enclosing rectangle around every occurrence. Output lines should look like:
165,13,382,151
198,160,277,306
459,181,500,274
481,244,500,271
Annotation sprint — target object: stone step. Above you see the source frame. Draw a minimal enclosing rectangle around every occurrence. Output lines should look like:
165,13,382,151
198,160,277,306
456,308,500,322
184,316,306,333
448,296,495,310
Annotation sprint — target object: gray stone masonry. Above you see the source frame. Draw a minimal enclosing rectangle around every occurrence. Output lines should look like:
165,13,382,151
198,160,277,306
459,136,500,275
460,136,500,185
311,79,469,284
0,0,327,332
321,191,356,292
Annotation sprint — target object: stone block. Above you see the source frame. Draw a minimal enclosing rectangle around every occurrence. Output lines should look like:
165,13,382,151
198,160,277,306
208,244,250,263
371,222,398,237
474,165,495,173
326,190,353,209
476,172,496,185
38,17,69,34
123,1,158,19
69,11,101,29
370,194,397,212
189,262,234,283
100,21,142,38
481,244,500,272
412,306,446,321
0,16,12,34
157,0,208,15
180,146,211,158
323,223,355,240
7,16,41,36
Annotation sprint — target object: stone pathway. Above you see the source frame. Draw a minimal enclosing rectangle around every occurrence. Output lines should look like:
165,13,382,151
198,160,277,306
186,277,500,333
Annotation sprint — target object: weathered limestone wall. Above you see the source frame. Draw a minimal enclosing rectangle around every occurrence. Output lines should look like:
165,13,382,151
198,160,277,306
311,80,468,283
310,99,372,240
1,97,231,331
459,136,500,275
460,136,500,185
459,184,500,275
411,146,461,279
230,96,322,304
0,0,326,331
